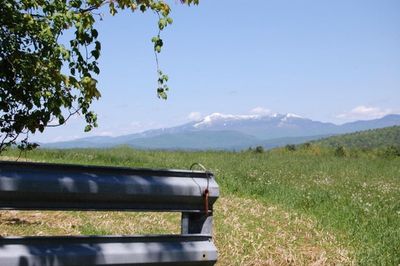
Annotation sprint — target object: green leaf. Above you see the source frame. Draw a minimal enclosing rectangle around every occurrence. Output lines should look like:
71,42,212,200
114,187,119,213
84,125,92,132
91,29,98,38
91,49,100,59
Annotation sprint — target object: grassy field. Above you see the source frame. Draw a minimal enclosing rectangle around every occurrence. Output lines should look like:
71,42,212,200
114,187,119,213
1,146,399,265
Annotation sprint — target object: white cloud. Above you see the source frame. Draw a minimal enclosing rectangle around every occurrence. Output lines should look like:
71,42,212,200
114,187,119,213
249,107,272,116
94,131,114,137
117,121,161,135
84,121,162,137
48,135,81,143
336,105,393,120
187,112,202,121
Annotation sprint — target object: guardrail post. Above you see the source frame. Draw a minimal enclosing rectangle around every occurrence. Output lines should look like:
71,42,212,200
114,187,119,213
181,212,214,235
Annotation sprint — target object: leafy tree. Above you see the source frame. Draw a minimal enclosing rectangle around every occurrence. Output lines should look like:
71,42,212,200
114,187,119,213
0,0,198,152
334,145,346,157
302,142,312,149
285,144,296,151
254,145,264,153
382,145,400,158
315,126,400,149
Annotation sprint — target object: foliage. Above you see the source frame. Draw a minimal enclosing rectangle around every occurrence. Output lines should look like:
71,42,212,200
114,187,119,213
314,126,400,149
334,145,346,157
285,144,296,151
254,145,264,153
382,145,400,158
302,142,312,149
0,0,198,152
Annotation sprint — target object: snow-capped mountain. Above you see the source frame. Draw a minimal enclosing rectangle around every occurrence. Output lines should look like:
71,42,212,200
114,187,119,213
42,113,400,150
193,113,262,128
185,112,338,139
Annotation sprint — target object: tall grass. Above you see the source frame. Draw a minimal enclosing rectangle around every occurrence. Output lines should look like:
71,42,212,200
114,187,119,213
2,146,399,265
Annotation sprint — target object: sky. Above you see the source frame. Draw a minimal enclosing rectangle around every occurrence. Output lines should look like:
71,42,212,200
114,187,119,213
31,0,400,143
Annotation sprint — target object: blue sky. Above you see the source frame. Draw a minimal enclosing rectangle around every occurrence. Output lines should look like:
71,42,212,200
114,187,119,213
32,0,400,142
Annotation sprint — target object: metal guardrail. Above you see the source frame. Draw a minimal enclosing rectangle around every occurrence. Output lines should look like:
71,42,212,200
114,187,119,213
0,161,219,266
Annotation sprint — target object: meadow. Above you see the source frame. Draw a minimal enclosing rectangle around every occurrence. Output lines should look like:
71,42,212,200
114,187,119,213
1,145,399,265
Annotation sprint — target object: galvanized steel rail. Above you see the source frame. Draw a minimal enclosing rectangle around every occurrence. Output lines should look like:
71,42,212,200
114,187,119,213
0,161,219,266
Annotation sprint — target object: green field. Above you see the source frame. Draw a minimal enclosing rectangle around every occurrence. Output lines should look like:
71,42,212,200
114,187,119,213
1,146,399,265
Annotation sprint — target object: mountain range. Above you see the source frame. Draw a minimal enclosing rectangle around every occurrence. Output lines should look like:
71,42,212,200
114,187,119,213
42,113,400,150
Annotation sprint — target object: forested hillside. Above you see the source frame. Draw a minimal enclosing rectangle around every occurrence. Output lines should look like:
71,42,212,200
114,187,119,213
314,126,400,148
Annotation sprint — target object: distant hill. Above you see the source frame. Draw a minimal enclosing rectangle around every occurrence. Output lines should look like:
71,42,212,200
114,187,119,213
257,134,331,149
41,114,400,150
313,126,400,149
127,130,260,150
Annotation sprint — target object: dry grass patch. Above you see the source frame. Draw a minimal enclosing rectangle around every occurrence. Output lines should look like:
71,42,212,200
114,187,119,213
0,196,353,265
0,211,179,236
0,211,81,236
75,211,180,235
214,196,354,265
